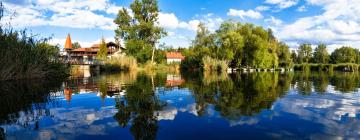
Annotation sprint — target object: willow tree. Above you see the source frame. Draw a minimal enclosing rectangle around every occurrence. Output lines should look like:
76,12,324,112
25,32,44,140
114,0,166,63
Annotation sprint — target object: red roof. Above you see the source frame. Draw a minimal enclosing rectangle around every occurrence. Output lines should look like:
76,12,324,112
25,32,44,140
64,34,72,49
72,48,97,52
166,52,185,60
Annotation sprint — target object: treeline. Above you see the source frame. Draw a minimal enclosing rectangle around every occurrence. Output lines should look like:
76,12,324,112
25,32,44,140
292,44,360,64
291,44,360,71
0,3,68,80
181,20,292,71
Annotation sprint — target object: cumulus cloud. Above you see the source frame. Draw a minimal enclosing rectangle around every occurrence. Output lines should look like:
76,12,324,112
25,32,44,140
265,16,283,26
276,0,360,51
255,6,271,11
227,9,263,19
265,0,299,9
1,0,117,30
158,12,222,32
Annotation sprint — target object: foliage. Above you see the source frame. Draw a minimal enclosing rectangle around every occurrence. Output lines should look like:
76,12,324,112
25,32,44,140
277,42,292,68
97,37,108,60
330,46,359,64
182,20,282,69
313,44,329,64
114,0,166,63
0,29,69,80
72,42,81,49
297,43,312,63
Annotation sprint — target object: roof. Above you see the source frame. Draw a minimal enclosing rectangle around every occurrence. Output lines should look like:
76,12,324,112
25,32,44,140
91,44,100,48
72,48,97,52
64,34,72,49
166,52,185,60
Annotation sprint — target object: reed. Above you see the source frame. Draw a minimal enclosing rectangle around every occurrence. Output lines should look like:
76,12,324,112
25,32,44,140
202,56,228,72
103,55,138,71
0,29,69,80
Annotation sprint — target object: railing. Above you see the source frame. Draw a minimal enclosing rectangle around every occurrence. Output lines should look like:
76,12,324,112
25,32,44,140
63,59,104,65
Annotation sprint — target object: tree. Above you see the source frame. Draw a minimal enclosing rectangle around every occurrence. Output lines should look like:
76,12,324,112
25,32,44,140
277,42,292,68
313,44,329,64
97,37,108,60
291,50,297,64
114,0,166,63
217,21,244,68
297,43,312,63
72,42,81,49
330,46,358,63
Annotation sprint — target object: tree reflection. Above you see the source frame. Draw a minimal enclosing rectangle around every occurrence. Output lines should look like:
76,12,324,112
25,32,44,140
0,79,62,133
183,72,293,120
113,74,166,140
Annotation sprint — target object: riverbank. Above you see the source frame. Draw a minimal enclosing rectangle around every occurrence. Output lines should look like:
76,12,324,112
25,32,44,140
294,63,360,72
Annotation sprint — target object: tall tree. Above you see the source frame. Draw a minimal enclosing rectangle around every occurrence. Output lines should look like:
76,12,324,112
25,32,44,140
291,50,298,64
114,0,166,63
330,46,358,64
277,42,292,68
97,37,108,60
313,44,329,64
72,42,81,49
297,43,312,63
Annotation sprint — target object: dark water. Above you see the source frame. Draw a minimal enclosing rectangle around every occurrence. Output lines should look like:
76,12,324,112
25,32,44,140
1,71,360,140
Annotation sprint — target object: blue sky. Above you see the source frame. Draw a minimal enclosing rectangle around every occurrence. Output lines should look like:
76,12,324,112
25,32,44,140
1,0,360,52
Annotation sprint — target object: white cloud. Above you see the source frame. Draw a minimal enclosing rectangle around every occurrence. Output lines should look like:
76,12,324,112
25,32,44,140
255,6,271,11
265,0,299,9
265,16,283,26
297,5,307,12
227,9,263,19
1,0,117,30
276,0,360,51
158,12,222,32
49,10,116,30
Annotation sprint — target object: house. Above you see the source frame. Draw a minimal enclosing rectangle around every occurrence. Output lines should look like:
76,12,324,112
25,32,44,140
166,52,185,64
62,34,125,64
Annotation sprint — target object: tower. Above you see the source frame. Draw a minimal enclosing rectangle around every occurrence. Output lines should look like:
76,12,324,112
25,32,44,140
64,34,73,51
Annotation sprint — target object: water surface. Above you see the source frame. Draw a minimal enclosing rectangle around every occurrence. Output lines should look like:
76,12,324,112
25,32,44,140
1,71,360,140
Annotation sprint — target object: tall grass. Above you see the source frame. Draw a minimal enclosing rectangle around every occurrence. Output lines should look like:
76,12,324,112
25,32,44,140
104,55,138,71
202,56,228,72
0,29,69,80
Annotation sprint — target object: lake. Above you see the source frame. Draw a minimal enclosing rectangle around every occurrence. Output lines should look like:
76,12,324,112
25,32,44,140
0,71,360,140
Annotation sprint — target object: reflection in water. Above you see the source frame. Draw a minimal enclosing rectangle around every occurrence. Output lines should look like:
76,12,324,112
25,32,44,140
0,71,360,139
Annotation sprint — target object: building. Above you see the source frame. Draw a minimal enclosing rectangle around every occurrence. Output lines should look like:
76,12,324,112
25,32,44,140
166,52,185,64
62,34,125,64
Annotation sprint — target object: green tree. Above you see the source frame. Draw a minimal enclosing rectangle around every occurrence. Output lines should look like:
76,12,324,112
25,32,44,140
277,42,292,68
297,43,312,63
114,0,166,63
72,42,81,49
291,50,298,64
313,44,329,64
97,37,108,60
330,46,358,63
217,21,244,68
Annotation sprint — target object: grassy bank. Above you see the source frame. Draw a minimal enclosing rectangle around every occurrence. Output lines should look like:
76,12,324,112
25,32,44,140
294,63,360,72
0,29,69,81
